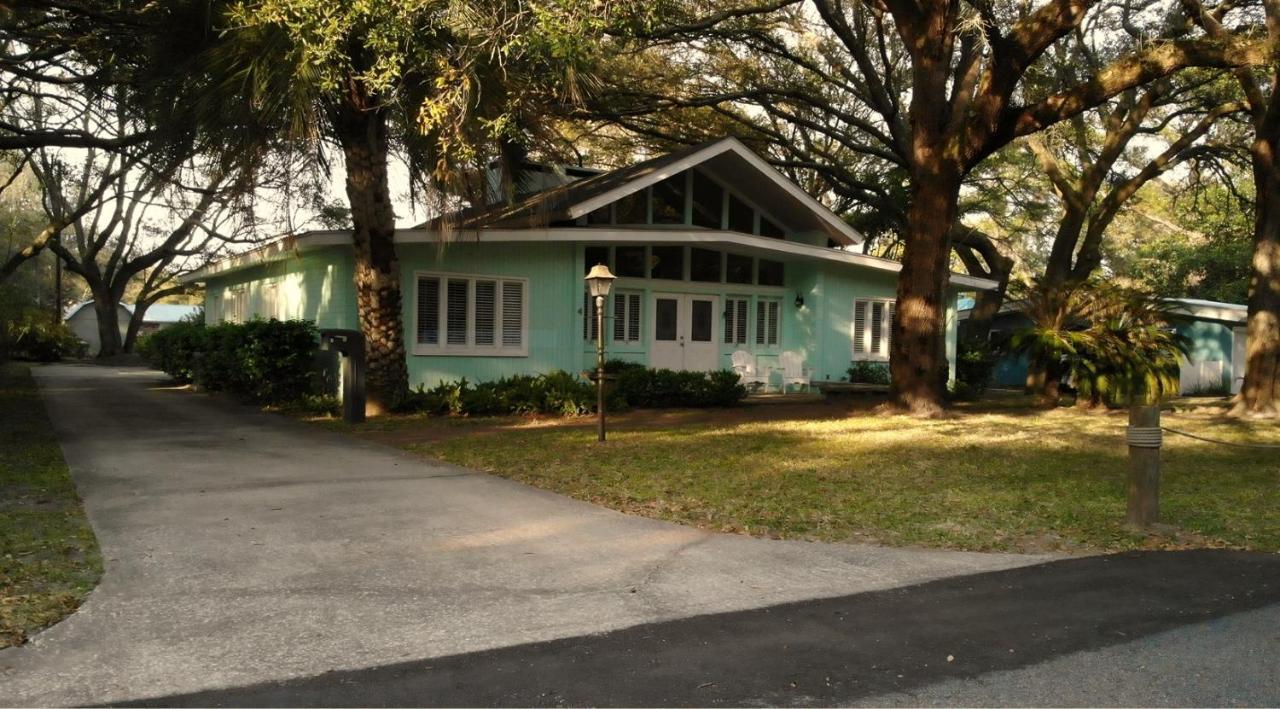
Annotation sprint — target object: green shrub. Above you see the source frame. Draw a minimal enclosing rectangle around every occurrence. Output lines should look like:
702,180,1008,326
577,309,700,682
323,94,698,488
400,364,746,417
401,371,597,416
1,310,87,362
613,365,747,408
140,320,207,382
847,360,890,385
955,340,998,397
145,319,321,404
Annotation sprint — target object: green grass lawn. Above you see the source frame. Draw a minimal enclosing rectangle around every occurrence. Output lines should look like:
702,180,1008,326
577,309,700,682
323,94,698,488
402,399,1280,554
0,362,101,647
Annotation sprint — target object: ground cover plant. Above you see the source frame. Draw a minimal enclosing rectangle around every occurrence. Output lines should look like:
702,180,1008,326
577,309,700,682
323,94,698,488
0,362,101,646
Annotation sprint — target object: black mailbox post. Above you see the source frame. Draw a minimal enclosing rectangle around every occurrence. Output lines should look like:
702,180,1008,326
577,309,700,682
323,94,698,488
320,329,366,424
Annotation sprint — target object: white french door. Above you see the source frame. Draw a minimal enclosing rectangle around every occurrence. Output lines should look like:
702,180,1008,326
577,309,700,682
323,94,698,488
651,293,720,371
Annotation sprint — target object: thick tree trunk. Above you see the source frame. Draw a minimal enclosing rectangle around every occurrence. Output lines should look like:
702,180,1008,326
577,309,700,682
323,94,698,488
93,294,123,358
890,171,960,416
1233,132,1280,417
123,306,147,353
963,257,1012,345
333,104,409,414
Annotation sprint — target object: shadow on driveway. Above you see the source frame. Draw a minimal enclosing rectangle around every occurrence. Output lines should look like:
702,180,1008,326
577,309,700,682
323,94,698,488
120,549,1280,707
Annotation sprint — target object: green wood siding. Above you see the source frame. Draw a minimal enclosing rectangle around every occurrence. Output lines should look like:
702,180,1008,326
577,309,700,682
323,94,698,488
202,239,962,389
203,247,357,329
1171,316,1236,391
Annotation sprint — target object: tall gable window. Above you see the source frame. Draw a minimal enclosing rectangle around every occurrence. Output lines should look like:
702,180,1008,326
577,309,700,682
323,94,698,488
415,272,527,356
651,175,686,224
691,171,723,228
852,297,894,361
727,193,754,233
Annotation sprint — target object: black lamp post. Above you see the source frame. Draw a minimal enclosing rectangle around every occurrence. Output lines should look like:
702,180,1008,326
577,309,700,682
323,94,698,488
584,263,616,442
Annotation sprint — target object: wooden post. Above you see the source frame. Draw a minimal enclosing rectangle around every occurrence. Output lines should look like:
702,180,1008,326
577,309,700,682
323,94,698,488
1126,404,1161,528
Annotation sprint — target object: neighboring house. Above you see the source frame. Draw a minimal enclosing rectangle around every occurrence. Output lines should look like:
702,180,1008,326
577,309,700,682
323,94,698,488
959,297,1249,395
64,301,201,355
180,138,996,388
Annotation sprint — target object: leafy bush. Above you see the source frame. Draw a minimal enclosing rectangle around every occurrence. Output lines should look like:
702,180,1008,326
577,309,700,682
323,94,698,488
139,321,207,382
400,364,747,417
612,364,747,408
955,340,998,397
1,310,87,362
400,371,597,416
846,360,890,385
144,319,322,404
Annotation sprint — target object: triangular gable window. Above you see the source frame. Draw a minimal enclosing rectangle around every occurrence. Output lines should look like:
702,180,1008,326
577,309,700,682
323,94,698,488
574,168,791,239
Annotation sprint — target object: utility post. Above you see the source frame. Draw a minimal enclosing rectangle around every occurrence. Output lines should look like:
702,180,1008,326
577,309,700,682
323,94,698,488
1126,403,1162,528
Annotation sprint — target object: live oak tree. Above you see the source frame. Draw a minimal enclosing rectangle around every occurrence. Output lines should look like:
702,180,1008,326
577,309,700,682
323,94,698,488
594,0,1273,415
1181,0,1280,416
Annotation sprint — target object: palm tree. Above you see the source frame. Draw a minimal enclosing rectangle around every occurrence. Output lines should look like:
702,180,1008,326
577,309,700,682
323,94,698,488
138,0,613,412
1011,280,1187,408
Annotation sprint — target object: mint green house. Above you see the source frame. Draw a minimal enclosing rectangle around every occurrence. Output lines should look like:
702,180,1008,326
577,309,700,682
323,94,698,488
182,138,995,389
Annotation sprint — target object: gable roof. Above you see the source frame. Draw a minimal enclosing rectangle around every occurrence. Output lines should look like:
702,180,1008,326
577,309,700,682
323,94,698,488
1166,298,1247,324
959,296,1249,324
420,137,865,247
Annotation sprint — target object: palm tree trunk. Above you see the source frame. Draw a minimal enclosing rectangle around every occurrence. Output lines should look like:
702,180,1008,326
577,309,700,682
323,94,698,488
1233,128,1280,417
333,104,409,414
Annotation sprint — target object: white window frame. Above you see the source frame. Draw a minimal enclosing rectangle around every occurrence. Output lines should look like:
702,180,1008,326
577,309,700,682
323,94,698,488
223,286,248,324
612,289,643,344
412,271,529,357
724,296,750,346
852,297,894,362
755,296,781,348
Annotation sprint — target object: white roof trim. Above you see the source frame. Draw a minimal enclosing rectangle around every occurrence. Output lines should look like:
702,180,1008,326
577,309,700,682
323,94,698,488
178,231,350,283
182,227,996,290
564,137,865,247
1166,298,1248,324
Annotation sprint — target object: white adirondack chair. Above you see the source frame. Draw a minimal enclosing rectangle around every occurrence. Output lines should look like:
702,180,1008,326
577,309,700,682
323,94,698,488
778,350,812,393
731,349,771,392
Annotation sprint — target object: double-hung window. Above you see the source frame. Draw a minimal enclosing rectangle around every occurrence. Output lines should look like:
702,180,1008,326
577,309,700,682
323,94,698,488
852,297,895,361
724,297,749,345
415,272,527,356
612,290,642,344
755,297,780,347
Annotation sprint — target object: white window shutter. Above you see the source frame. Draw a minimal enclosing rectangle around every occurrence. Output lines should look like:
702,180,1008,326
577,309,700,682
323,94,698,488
474,280,496,346
627,293,641,342
446,279,468,345
887,301,896,356
870,301,884,355
767,300,779,345
613,291,626,341
724,300,735,344
501,281,523,348
417,277,439,345
853,299,866,355
755,300,766,345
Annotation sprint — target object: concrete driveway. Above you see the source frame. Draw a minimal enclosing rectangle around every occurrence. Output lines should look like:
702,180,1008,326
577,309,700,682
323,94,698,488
0,364,1048,706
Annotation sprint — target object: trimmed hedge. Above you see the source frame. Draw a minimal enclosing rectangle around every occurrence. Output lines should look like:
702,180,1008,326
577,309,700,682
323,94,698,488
143,319,321,404
400,363,748,417
846,360,890,385
400,371,599,417
607,360,747,408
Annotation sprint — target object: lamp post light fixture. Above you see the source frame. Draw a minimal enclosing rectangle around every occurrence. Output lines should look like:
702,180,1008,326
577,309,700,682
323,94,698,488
584,263,616,442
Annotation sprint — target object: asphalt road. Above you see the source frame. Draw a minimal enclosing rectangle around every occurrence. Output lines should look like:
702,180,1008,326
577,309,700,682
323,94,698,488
127,550,1280,707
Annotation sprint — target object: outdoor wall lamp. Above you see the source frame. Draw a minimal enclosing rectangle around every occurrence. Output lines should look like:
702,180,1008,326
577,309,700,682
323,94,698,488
584,263,616,443
794,293,805,309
